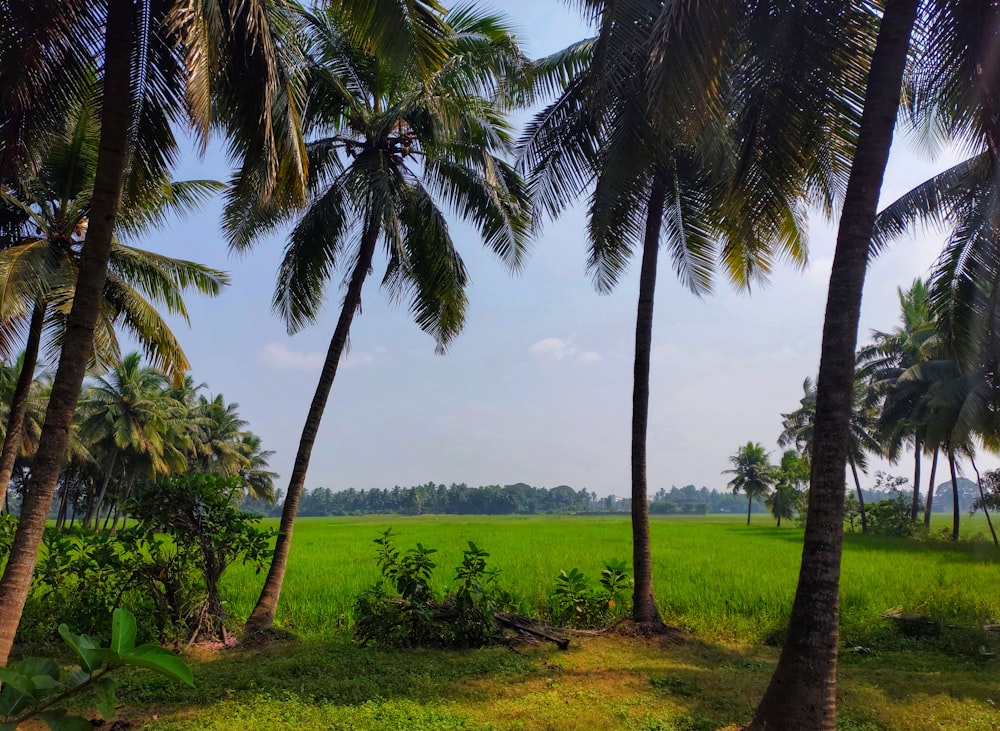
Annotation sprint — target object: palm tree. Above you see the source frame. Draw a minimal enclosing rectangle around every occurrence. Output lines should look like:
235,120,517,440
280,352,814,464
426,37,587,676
777,374,884,534
0,91,227,511
0,0,310,663
724,442,775,525
519,0,824,627
77,353,184,527
857,279,937,522
239,6,532,631
767,450,808,528
746,2,934,726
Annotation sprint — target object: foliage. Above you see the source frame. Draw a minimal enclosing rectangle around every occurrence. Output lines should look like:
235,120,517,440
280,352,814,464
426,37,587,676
0,608,192,731
354,530,514,649
548,559,633,629
129,474,275,641
19,475,273,645
866,493,919,537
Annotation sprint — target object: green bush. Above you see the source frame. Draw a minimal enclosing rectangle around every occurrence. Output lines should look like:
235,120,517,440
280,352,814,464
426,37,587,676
548,559,633,628
354,529,514,648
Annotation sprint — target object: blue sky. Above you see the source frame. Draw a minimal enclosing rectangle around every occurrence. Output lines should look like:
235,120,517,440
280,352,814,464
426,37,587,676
122,2,995,498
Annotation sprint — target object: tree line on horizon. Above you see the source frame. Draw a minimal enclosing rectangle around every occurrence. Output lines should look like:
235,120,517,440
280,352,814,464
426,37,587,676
2,1,999,729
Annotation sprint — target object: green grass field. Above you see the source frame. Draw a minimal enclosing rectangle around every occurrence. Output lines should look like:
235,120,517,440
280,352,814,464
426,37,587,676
101,513,1000,731
222,513,1000,648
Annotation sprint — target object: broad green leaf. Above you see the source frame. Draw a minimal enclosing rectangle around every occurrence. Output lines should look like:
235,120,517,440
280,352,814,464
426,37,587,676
0,681,31,717
110,609,137,655
38,709,94,731
0,668,34,699
120,645,194,686
94,677,118,720
16,657,60,682
66,668,89,688
57,626,102,673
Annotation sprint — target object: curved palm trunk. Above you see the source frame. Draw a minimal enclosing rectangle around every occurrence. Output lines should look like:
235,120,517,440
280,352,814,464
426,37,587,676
246,215,380,631
0,0,134,666
924,447,938,527
85,449,118,528
947,449,960,541
0,302,45,509
849,458,867,534
748,3,918,728
970,458,998,546
630,178,667,627
911,438,921,522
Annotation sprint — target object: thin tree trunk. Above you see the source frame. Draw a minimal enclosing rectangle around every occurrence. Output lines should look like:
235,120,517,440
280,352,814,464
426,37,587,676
630,178,667,627
747,494,752,525
56,478,69,530
245,214,381,631
924,447,938,528
86,450,118,528
849,458,867,534
948,449,960,542
0,302,45,509
970,458,998,546
911,438,921,522
0,0,134,666
748,3,918,729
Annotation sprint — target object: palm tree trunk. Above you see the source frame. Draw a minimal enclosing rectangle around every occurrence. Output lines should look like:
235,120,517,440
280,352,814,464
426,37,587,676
948,449,960,541
630,177,667,627
911,438,921,522
749,3,918,729
746,494,752,525
849,458,867,534
86,450,118,529
0,302,45,509
970,458,998,546
0,0,135,666
924,447,938,528
246,214,381,631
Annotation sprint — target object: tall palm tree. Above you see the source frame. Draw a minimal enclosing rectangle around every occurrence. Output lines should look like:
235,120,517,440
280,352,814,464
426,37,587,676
0,91,228,510
746,2,931,726
723,442,775,525
0,0,309,664
238,6,532,631
857,279,937,522
519,0,829,627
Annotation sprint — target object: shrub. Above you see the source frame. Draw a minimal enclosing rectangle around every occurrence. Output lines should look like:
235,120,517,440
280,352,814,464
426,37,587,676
548,559,633,628
354,529,514,648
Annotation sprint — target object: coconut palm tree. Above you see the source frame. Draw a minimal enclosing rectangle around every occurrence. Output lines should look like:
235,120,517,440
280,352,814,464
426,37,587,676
518,0,844,627
724,442,775,525
857,279,937,522
76,352,185,527
0,0,312,663
0,91,228,511
237,6,532,631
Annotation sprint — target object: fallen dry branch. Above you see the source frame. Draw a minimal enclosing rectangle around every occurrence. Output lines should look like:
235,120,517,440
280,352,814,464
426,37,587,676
495,612,570,649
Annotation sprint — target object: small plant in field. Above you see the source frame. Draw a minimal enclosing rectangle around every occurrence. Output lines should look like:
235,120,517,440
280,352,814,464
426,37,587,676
354,529,514,648
0,608,192,731
549,559,633,628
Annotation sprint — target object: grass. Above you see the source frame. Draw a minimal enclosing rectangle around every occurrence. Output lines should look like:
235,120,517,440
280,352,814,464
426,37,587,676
221,513,1000,648
33,514,1000,730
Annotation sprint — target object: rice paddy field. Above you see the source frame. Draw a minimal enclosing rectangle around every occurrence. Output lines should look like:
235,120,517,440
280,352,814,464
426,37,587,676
74,515,1000,730
222,514,1000,648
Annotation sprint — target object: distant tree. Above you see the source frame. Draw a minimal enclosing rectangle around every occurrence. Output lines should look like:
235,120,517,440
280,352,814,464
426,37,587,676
767,450,808,527
724,442,775,525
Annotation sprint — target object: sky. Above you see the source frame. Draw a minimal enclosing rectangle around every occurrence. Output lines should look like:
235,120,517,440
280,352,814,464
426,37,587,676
123,1,997,499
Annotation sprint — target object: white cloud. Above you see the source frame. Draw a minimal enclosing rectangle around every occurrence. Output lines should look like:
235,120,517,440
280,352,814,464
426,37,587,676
259,342,375,372
259,342,324,372
806,256,833,286
529,337,600,364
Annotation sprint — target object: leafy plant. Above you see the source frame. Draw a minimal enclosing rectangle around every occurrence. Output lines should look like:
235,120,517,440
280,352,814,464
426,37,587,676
0,608,192,731
355,531,513,648
549,560,633,628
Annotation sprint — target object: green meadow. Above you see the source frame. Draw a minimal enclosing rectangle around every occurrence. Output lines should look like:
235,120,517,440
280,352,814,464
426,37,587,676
101,513,1000,731
222,514,1000,647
